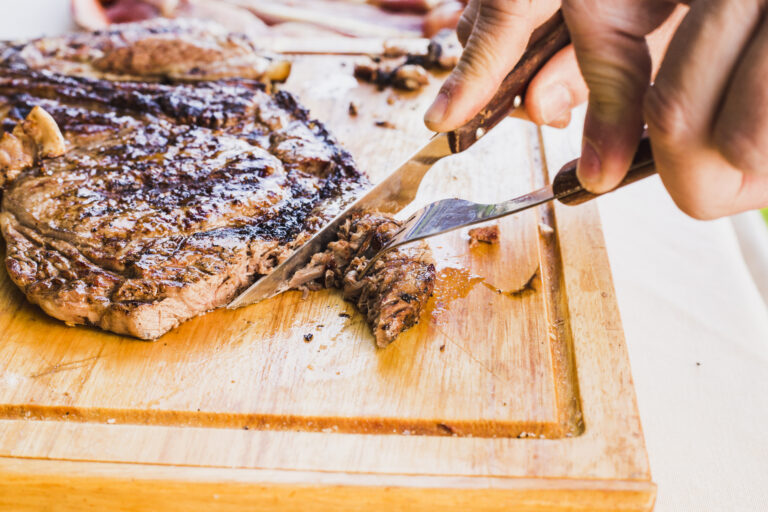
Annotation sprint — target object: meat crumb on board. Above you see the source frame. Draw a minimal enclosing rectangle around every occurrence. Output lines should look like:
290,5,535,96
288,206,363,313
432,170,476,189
468,225,500,248
355,61,430,91
303,333,314,343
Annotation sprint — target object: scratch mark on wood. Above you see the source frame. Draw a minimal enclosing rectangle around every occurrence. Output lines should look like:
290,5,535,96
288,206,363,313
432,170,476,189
29,355,101,379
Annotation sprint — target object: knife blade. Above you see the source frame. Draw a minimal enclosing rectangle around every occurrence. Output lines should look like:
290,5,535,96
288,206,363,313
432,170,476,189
227,11,570,309
227,133,451,308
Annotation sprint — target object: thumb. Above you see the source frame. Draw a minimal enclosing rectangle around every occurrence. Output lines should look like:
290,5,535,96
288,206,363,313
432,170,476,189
563,0,676,192
424,0,558,132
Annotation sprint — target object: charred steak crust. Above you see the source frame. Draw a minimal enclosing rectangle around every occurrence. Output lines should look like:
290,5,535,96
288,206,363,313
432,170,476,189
0,20,433,345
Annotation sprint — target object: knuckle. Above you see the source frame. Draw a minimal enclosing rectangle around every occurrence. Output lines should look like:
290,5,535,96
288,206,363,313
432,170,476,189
562,0,592,17
643,85,692,146
479,0,530,18
456,17,473,46
454,34,508,82
476,0,533,30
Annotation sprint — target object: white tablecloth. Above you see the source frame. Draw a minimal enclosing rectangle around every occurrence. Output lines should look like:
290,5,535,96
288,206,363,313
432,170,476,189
599,178,768,511
2,3,767,509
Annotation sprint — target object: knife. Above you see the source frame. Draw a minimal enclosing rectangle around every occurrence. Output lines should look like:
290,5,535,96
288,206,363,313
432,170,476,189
228,12,571,309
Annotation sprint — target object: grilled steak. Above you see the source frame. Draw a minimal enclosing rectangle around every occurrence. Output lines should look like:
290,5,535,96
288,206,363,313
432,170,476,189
0,21,434,344
0,18,290,82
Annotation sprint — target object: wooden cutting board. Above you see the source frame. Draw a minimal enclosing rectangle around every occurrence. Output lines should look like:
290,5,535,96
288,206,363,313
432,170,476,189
0,57,655,511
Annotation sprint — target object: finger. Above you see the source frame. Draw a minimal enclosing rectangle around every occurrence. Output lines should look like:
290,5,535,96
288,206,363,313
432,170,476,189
424,0,559,132
651,143,768,219
643,0,767,217
713,18,768,175
525,45,587,127
563,0,676,193
644,0,763,145
524,4,686,129
456,0,479,47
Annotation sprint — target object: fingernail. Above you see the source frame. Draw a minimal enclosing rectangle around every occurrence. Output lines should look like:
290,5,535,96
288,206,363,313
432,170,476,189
577,141,601,187
424,91,449,128
538,83,572,125
548,110,572,129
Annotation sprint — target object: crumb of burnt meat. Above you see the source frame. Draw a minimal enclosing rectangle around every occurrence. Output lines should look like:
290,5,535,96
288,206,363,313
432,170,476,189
468,225,500,248
436,422,455,435
375,120,396,129
352,31,458,92
439,344,445,352
354,60,428,91
339,312,351,318
303,333,314,342
405,29,461,70
348,101,358,116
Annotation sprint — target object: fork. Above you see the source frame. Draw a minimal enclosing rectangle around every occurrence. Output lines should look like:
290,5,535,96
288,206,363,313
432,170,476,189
360,135,655,276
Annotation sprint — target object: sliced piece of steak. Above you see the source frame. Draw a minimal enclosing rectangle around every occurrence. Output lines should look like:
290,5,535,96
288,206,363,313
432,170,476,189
292,212,435,348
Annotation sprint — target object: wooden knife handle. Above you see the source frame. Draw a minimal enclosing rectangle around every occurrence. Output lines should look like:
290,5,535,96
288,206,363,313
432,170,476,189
446,11,571,154
553,135,656,206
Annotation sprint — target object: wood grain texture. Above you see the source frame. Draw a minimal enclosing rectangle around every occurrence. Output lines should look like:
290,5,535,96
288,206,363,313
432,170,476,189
0,56,654,510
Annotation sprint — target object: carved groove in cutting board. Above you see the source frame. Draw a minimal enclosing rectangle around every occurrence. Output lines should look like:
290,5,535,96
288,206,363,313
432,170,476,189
0,58,585,439
533,129,584,438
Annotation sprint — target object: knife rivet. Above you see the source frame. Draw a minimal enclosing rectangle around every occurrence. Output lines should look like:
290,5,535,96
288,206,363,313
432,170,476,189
513,95,522,108
475,127,486,139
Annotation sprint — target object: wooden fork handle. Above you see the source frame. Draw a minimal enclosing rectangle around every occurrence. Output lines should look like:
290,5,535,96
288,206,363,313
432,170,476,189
553,135,656,206
446,10,571,153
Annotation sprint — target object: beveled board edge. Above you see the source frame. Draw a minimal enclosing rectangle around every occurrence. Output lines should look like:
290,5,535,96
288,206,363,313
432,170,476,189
0,457,656,512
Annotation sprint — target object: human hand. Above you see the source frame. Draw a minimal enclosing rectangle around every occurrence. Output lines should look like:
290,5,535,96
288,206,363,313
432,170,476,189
426,1,768,219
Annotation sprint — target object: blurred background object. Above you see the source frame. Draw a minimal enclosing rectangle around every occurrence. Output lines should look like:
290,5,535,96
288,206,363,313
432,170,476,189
71,0,467,38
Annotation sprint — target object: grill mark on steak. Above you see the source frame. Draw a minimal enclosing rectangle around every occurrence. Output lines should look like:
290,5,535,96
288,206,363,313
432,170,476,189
0,20,432,345
0,65,266,130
